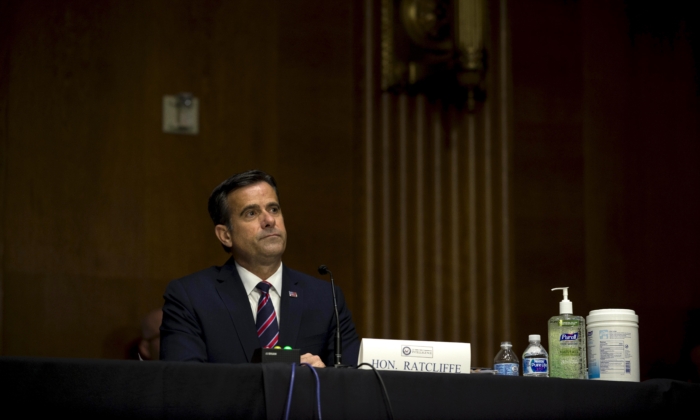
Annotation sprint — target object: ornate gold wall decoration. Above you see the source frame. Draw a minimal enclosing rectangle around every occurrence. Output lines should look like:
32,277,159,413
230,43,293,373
382,0,486,111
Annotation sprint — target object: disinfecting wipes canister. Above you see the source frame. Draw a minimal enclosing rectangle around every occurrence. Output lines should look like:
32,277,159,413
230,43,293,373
586,309,639,382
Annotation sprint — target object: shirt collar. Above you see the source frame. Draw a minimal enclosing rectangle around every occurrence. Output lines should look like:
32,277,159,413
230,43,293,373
235,261,283,297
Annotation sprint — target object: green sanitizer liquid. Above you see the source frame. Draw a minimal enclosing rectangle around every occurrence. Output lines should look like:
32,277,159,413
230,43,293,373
548,288,588,379
548,315,587,379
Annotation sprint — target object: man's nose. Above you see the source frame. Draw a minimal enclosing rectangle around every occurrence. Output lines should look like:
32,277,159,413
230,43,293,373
260,210,276,228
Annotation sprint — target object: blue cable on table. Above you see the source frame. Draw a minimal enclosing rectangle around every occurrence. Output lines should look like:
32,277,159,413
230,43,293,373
302,363,322,419
283,362,322,420
283,363,296,420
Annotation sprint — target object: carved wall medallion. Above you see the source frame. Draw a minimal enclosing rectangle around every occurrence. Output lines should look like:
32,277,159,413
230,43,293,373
382,0,486,110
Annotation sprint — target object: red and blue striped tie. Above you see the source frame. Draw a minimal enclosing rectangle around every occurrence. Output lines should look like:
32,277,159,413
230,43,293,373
255,281,279,349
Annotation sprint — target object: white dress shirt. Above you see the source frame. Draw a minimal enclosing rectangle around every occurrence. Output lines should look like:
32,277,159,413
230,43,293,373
235,261,283,326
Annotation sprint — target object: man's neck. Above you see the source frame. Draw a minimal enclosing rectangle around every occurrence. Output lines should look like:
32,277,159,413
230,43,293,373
233,257,281,281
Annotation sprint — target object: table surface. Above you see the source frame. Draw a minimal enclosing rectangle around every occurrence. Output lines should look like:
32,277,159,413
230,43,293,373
1,356,698,419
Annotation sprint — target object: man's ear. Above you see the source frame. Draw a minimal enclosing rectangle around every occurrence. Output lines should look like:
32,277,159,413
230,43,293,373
214,224,233,247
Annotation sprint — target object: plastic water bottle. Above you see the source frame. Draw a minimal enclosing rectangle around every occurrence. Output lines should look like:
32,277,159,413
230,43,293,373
494,341,519,376
522,334,549,377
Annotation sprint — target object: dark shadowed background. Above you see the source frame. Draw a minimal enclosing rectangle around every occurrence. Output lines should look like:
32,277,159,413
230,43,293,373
1,0,698,381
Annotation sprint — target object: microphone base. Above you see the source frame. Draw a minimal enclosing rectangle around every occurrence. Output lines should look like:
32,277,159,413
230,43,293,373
333,363,352,368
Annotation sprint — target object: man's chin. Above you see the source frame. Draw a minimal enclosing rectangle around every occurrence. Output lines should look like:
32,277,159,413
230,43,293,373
258,242,286,258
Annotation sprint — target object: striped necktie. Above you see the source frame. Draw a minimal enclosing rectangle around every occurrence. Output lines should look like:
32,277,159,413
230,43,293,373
255,281,279,349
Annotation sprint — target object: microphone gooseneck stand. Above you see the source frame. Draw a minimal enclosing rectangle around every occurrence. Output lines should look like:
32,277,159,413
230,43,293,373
317,264,349,368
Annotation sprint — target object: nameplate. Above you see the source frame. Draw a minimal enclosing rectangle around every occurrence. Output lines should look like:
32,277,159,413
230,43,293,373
358,338,471,374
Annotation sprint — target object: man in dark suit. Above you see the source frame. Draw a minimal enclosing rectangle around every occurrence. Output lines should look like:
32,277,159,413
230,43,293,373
160,170,359,367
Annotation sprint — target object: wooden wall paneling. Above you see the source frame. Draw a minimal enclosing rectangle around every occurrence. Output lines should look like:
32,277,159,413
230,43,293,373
509,0,587,363
2,0,359,359
449,106,461,344
466,110,479,352
413,95,427,340
360,0,512,367
582,0,700,380
11,1,110,356
273,0,356,287
431,102,444,341
0,0,16,352
509,0,700,380
497,0,513,352
380,92,393,339
581,0,630,324
448,106,462,343
141,0,282,283
397,94,409,339
361,0,376,340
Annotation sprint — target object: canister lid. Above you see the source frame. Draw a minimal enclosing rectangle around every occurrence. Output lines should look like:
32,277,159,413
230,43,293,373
587,308,638,324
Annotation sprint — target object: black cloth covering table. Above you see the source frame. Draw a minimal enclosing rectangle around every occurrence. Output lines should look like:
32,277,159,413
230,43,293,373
1,357,698,419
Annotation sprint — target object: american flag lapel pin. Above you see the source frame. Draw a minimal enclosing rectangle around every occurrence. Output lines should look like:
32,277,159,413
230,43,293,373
289,291,298,298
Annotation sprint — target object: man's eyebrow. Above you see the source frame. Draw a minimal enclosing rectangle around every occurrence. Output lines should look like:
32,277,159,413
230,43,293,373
238,204,260,216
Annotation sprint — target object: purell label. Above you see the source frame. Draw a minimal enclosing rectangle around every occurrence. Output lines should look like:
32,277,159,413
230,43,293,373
524,358,548,374
560,333,579,341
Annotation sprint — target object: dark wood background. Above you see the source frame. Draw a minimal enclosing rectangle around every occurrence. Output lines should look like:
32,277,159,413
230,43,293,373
1,0,698,380
510,0,700,380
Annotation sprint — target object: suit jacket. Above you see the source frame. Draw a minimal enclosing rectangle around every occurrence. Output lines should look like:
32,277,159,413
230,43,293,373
160,258,360,366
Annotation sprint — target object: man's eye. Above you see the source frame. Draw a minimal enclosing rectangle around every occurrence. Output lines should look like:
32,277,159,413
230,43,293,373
246,210,256,217
270,207,279,213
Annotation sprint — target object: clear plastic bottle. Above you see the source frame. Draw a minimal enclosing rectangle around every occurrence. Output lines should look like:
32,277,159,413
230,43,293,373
549,287,587,379
522,334,549,377
494,341,519,376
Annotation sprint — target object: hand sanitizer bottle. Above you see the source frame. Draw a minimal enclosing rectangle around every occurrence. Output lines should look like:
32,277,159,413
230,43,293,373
548,287,588,379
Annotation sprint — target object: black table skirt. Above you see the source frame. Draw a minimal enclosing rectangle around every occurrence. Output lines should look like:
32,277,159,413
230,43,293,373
1,357,698,419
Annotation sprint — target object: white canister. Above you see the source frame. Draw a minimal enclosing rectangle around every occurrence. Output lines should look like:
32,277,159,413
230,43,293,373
586,309,639,382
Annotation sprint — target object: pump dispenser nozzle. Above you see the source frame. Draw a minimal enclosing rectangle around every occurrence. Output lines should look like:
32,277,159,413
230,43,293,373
552,287,573,314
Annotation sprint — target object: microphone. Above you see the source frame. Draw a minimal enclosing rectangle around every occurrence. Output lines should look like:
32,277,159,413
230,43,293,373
318,264,330,276
318,264,345,368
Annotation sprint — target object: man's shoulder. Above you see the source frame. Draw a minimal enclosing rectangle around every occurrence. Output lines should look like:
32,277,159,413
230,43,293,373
282,265,333,292
176,265,222,282
167,260,234,290
283,265,320,282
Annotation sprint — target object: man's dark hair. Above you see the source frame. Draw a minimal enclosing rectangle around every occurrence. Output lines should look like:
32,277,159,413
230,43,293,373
208,170,279,253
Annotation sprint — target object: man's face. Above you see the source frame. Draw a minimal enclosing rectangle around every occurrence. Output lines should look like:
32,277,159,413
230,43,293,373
220,181,287,265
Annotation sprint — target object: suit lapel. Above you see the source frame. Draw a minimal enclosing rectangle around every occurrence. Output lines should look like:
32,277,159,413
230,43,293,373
279,265,303,348
214,258,259,362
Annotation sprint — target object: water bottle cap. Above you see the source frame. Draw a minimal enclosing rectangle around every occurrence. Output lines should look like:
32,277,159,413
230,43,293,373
528,334,540,342
500,341,512,348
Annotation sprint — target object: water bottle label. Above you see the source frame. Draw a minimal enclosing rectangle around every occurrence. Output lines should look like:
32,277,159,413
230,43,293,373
524,358,548,374
494,363,519,376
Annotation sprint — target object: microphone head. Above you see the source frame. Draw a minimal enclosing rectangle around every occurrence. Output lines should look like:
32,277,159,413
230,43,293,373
318,265,329,275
